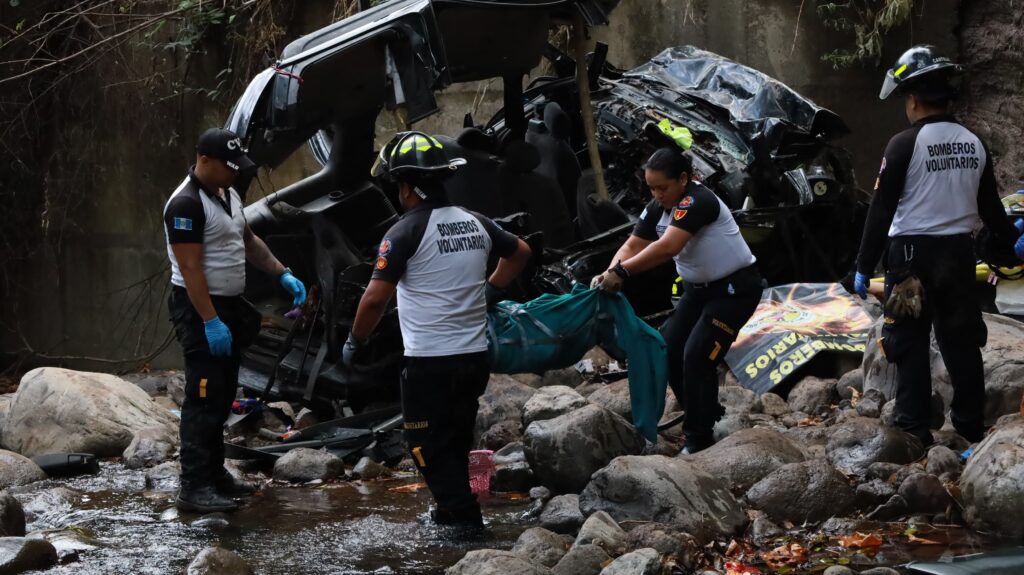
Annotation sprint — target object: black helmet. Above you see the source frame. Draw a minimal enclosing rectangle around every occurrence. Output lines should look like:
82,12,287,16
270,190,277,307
880,45,961,100
370,131,466,182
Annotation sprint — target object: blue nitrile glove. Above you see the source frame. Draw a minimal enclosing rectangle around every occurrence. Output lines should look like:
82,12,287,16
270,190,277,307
854,272,869,300
1015,233,1024,261
279,271,307,306
1015,218,1024,234
204,317,233,357
341,334,367,370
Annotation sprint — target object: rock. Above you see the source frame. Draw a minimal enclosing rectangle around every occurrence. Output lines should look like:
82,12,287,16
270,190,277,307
19,487,78,526
866,494,909,521
719,386,760,414
865,462,902,482
573,511,626,552
2,367,178,458
587,381,632,420
823,567,858,575
0,492,25,536
759,393,789,417
579,456,745,542
524,404,644,494
154,396,178,411
512,373,545,388
292,408,319,431
493,442,526,465
785,376,837,416
575,382,606,398
146,461,181,491
272,448,344,483
492,462,536,493
542,368,584,389
826,417,924,476
123,426,178,469
926,445,962,477
480,420,523,451
512,527,572,568
446,550,550,575
782,426,830,460
984,363,1024,426
748,511,784,546
531,486,553,502
880,399,896,427
0,452,45,490
122,372,171,396
745,460,855,523
476,374,538,436
897,473,951,514
855,388,885,419
780,411,811,428
540,494,584,534
167,373,186,406
961,420,1024,537
186,547,253,575
712,414,752,442
583,347,615,370
0,537,58,574
623,523,693,557
31,527,100,564
523,386,589,426
687,428,805,492
932,430,971,453
890,463,927,487
837,370,864,401
351,457,387,480
0,397,13,433
855,479,896,511
860,568,901,575
553,544,610,575
599,548,660,575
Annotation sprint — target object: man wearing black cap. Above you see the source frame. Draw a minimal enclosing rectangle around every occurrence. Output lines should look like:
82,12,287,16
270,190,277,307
164,128,307,512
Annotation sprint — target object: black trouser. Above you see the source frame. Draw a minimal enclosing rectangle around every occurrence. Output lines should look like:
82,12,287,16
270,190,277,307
660,265,763,442
400,352,490,522
882,235,987,444
169,287,254,491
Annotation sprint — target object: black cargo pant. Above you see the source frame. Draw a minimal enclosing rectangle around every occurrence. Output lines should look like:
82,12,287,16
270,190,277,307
400,351,490,524
882,235,987,444
169,287,255,491
661,265,763,443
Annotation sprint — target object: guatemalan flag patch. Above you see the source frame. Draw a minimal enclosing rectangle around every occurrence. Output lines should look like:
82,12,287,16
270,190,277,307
173,217,193,231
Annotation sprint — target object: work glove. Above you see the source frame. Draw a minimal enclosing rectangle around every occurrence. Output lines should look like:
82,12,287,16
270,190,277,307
853,272,869,300
340,334,367,370
204,317,233,357
485,281,505,310
597,262,628,293
589,274,603,289
279,271,307,306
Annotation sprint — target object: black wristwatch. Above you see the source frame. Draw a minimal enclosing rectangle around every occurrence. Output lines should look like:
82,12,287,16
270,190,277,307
611,262,630,278
278,267,292,278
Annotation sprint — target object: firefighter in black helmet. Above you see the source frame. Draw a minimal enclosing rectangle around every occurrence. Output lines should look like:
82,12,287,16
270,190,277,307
343,131,531,529
853,45,1021,446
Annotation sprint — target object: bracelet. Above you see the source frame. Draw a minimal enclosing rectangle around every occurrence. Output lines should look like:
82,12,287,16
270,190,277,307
611,262,630,278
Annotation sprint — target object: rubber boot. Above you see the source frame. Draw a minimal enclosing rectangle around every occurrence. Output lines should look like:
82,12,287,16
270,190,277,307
176,485,239,513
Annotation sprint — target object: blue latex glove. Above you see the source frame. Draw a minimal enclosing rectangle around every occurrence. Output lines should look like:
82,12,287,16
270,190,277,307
279,271,307,306
204,317,233,357
854,272,869,300
340,334,366,370
1015,234,1024,261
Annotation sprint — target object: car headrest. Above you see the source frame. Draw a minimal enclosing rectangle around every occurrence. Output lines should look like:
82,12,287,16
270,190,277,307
543,102,571,141
455,127,495,154
502,140,541,173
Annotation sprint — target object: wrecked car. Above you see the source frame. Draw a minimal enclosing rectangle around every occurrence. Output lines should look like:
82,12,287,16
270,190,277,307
225,0,864,414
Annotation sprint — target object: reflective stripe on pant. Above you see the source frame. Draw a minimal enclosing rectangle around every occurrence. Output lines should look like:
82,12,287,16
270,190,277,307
400,352,489,519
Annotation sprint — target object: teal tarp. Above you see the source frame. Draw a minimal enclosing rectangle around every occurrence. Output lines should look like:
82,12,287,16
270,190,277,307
487,285,667,441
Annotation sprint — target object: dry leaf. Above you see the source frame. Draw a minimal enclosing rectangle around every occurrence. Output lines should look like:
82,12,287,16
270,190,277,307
837,532,883,548
761,542,808,569
907,533,943,545
388,482,427,493
797,417,819,427
724,561,761,575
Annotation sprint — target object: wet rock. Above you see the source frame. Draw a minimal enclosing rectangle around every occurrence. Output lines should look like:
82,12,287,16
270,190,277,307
782,426,830,459
748,511,784,546
145,461,181,491
0,537,58,574
523,386,589,426
19,487,78,526
984,363,1024,426
191,514,231,530
2,367,178,458
511,373,545,389
623,523,692,557
836,369,864,401
823,567,858,575
167,374,186,406
855,479,896,511
961,419,1024,537
866,494,909,521
491,462,536,493
745,459,855,523
479,420,523,451
786,376,837,416
819,517,888,535
524,404,644,494
31,528,99,564
512,527,572,568
712,414,752,442
587,381,631,421
553,544,610,575
579,456,745,542
0,452,45,490
599,548,660,575
543,368,584,389
926,445,962,478
447,549,550,575
860,568,901,575
759,393,789,417
933,430,971,453
865,462,902,482
540,494,584,534
272,448,344,483
123,426,178,469
747,414,783,430
0,493,24,537
687,428,805,492
575,382,605,398
476,375,538,436
855,389,885,419
880,400,896,426
351,457,387,480
186,546,253,575
493,442,526,465
780,411,811,428
573,510,626,552
719,386,760,414
531,486,552,502
826,417,924,476
897,473,951,514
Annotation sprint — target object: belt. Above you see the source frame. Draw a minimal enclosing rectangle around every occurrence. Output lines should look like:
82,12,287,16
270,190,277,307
684,264,759,290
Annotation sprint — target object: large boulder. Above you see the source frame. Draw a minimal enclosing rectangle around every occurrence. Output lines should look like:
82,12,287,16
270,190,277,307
540,494,585,534
785,376,837,416
745,459,856,523
446,550,551,575
512,527,573,568
0,537,58,574
0,492,25,537
145,461,181,491
186,547,253,575
826,417,924,476
123,426,178,469
272,448,345,483
524,405,644,494
523,386,589,426
0,452,45,490
579,456,746,542
961,420,1024,537
599,548,660,575
686,428,805,492
476,375,538,436
586,381,632,421
1,367,177,457
479,420,523,451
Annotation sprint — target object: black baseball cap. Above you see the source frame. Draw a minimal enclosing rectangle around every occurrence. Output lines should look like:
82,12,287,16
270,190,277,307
196,128,256,173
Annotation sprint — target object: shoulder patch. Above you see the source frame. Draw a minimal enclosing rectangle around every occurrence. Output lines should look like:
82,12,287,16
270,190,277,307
375,256,388,270
378,238,392,256
639,207,648,220
673,208,687,221
173,217,193,231
680,196,694,208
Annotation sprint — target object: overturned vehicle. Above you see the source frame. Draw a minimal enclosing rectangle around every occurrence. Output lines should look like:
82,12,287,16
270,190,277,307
227,0,865,414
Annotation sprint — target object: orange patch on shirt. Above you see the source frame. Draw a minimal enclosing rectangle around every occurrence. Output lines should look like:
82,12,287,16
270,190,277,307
673,208,687,221
375,256,388,270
